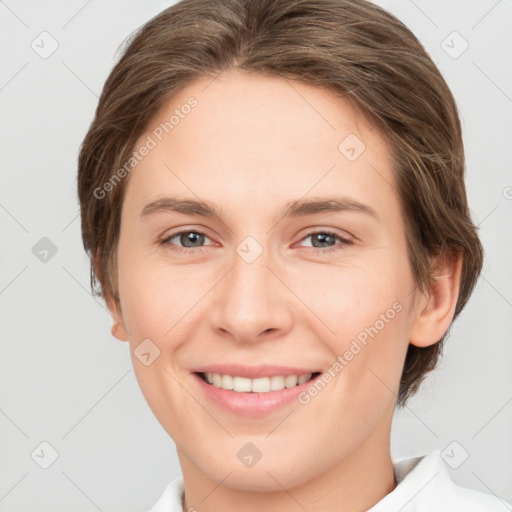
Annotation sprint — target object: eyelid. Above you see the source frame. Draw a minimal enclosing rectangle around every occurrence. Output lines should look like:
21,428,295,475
294,227,354,246
160,226,215,245
304,226,352,238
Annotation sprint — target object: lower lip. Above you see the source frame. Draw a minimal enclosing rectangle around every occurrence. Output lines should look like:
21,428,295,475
192,373,320,418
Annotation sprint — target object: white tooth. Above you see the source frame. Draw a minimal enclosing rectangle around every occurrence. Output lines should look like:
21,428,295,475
212,373,222,387
205,373,309,392
284,375,298,388
233,376,252,392
297,373,312,385
221,374,234,390
270,375,286,391
252,377,271,393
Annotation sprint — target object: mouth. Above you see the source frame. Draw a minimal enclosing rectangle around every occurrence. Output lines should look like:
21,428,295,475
196,371,322,393
191,364,325,417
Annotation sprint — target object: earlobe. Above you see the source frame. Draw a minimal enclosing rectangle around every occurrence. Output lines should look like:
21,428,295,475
111,321,129,342
409,250,463,348
92,251,129,342
106,294,129,342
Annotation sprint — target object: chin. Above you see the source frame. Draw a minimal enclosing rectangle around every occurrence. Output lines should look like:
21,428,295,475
198,457,316,492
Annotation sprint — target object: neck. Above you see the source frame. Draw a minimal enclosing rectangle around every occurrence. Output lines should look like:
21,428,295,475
178,406,397,512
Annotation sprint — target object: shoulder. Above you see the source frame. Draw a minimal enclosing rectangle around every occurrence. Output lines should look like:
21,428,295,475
148,477,184,512
369,449,511,511
440,482,511,510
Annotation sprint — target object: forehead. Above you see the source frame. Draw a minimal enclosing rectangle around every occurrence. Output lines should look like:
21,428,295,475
124,70,397,222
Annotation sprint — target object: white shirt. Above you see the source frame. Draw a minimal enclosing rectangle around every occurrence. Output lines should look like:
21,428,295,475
149,449,511,511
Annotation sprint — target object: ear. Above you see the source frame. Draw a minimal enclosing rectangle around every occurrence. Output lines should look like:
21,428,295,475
92,251,129,342
409,250,463,348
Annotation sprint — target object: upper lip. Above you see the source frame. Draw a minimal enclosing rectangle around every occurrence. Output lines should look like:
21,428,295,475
192,364,321,379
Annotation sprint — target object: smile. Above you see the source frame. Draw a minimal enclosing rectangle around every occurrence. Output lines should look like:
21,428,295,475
199,372,321,393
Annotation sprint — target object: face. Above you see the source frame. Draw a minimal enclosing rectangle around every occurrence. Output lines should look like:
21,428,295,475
111,70,427,491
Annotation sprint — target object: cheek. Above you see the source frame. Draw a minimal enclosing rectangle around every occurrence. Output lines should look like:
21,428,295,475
291,256,408,336
117,243,190,338
116,253,191,433
290,255,411,392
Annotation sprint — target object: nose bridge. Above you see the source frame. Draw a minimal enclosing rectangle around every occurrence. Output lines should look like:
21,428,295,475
211,236,292,341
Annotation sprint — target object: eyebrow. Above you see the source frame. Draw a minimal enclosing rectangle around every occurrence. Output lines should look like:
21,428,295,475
139,196,379,221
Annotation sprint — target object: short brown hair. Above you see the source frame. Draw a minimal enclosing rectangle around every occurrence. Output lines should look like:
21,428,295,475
77,0,483,406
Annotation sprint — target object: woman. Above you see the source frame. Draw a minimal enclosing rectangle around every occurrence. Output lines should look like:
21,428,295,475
77,0,511,510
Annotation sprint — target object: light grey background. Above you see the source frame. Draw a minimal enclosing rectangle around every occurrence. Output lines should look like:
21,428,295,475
0,1,511,510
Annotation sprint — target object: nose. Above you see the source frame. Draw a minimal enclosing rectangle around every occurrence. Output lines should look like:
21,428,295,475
209,241,294,344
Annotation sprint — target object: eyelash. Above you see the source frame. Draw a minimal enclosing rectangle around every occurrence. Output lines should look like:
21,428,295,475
159,228,353,255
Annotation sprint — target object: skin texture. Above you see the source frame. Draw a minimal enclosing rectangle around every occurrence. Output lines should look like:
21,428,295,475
105,70,462,512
